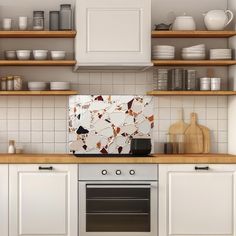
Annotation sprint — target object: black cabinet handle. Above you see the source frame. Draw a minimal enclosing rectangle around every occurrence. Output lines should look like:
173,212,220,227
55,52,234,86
195,166,209,170
38,166,53,170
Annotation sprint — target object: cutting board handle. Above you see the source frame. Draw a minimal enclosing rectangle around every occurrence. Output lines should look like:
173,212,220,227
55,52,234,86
190,112,198,124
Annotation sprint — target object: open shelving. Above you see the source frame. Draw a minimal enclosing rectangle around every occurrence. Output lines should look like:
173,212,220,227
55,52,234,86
147,91,236,96
0,91,79,96
151,30,236,38
152,60,236,66
0,60,76,66
0,30,76,38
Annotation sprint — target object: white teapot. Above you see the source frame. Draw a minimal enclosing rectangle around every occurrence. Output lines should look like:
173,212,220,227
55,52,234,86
203,10,234,30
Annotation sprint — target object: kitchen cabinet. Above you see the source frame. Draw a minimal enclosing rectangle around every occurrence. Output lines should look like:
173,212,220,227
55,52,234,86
9,164,78,236
0,165,8,236
159,164,236,236
75,0,152,70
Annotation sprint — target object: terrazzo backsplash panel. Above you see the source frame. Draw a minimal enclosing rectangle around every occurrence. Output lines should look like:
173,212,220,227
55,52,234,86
69,95,154,154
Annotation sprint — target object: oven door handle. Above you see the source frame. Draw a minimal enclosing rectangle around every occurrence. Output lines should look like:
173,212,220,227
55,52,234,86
86,184,151,189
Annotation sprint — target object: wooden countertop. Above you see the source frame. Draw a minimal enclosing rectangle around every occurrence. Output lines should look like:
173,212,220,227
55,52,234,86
1,153,236,164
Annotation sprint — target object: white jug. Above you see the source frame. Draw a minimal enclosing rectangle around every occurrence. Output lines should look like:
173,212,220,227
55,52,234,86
203,10,234,30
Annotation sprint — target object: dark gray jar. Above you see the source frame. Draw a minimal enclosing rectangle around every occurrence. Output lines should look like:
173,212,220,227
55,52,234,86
49,11,60,31
59,4,72,30
33,11,44,30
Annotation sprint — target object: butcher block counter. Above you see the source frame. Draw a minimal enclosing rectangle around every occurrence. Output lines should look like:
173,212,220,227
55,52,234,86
0,153,236,164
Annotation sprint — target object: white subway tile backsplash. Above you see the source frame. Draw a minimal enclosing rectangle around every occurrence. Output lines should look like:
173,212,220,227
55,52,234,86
19,132,31,143
43,108,54,119
55,97,67,108
0,108,7,119
55,131,67,143
19,97,31,107
159,108,171,119
43,120,55,131
31,97,43,107
19,108,31,119
43,97,55,108
170,96,183,107
0,120,7,131
31,143,43,153
43,143,55,153
7,97,19,107
31,131,43,143
7,108,18,119
19,120,31,131
207,97,218,108
206,108,218,120
43,132,54,143
31,108,43,120
55,108,67,120
158,97,170,107
31,120,43,131
0,97,7,107
55,120,67,131
7,120,18,131
55,143,67,153
8,132,19,143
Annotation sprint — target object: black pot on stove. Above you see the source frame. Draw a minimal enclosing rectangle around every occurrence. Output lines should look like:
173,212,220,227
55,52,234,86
130,138,152,156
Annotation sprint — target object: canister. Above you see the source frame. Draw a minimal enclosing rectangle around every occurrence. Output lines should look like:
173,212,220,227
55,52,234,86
211,78,221,91
59,4,72,30
49,11,60,31
200,77,211,91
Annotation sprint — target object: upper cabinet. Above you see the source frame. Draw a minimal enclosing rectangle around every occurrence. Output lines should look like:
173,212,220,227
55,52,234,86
75,0,152,71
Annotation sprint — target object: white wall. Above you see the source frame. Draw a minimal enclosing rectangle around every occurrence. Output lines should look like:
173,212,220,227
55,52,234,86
0,0,230,154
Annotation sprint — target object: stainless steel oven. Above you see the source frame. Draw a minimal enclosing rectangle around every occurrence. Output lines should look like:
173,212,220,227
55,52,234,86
78,164,158,236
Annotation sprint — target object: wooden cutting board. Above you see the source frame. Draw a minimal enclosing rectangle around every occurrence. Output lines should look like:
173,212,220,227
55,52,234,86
184,113,204,153
169,109,189,142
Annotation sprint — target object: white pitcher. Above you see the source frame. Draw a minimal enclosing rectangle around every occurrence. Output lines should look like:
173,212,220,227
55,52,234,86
203,10,234,30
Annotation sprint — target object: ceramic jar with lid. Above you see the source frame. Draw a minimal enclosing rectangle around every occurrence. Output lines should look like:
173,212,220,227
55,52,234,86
211,78,221,91
59,4,72,30
200,77,211,91
33,11,44,30
1,77,7,91
6,76,14,91
14,76,23,91
172,14,196,30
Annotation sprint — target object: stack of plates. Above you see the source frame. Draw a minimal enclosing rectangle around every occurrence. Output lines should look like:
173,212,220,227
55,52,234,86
152,45,175,60
50,82,70,90
210,49,232,60
182,44,206,60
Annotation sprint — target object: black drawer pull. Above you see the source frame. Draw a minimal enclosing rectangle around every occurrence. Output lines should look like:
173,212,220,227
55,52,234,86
195,166,209,171
39,166,53,170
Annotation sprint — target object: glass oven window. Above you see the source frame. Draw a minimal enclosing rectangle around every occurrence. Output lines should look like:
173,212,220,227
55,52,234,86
86,184,151,232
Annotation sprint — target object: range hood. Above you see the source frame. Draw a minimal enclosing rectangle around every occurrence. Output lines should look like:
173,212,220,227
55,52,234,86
74,62,153,72
75,0,151,71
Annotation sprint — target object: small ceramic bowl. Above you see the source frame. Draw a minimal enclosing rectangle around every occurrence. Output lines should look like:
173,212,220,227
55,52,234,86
51,51,66,60
16,50,31,60
5,50,17,60
28,82,48,91
33,50,48,60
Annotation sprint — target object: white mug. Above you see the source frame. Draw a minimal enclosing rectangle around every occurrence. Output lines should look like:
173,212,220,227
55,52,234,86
3,18,12,30
19,16,28,30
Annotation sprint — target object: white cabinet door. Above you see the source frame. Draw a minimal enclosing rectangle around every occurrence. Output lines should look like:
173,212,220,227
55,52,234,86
0,165,8,236
76,0,151,65
9,164,77,236
159,164,236,236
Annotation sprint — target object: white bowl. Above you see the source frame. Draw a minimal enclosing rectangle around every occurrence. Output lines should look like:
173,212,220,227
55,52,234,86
16,50,31,60
28,82,47,91
5,50,16,60
50,82,70,90
51,51,66,60
33,50,48,60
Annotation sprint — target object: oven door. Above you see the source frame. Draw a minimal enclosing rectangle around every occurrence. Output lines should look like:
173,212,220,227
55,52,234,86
79,181,158,236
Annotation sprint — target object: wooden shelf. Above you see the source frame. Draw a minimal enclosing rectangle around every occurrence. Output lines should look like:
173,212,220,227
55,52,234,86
147,91,236,96
152,60,236,66
0,30,76,38
152,30,236,38
0,60,76,66
0,91,78,96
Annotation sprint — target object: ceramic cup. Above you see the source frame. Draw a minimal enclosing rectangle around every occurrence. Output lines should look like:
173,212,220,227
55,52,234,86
2,18,12,30
19,16,28,30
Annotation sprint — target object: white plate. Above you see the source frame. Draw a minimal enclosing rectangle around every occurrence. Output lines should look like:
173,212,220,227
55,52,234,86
182,55,206,60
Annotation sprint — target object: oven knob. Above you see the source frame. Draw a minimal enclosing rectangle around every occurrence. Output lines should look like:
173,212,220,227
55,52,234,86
116,170,122,175
129,170,135,175
101,170,108,175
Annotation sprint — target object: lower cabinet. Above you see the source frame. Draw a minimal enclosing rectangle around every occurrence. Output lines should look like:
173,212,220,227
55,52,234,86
159,164,236,236
9,164,78,236
0,165,8,236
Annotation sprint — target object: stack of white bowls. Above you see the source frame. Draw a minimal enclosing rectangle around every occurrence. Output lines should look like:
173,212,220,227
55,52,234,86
50,82,70,90
152,45,175,60
182,44,206,60
210,49,232,60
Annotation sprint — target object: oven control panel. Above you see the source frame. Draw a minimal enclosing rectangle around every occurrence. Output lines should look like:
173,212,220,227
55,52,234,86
78,164,158,181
